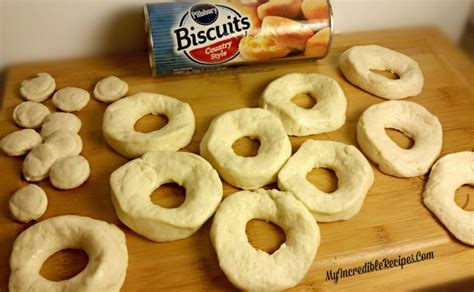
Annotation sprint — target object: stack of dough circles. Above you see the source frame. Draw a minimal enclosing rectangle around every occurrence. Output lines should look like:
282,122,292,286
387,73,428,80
423,152,474,246
103,92,195,158
9,184,48,223
20,72,56,102
94,76,128,103
41,112,82,138
260,73,347,136
50,155,90,190
278,140,374,222
22,143,60,181
13,101,50,128
338,45,424,99
200,108,291,189
211,189,319,290
110,151,222,242
52,87,90,112
1,129,42,156
9,215,128,292
357,100,442,177
45,130,83,157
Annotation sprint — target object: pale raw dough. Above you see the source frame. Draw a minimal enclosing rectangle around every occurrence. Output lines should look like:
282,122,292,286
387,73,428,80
103,92,195,158
50,155,90,190
20,72,56,102
52,87,90,112
40,112,82,138
94,76,128,103
22,143,60,181
211,189,319,290
338,45,424,99
200,108,292,189
13,101,50,128
111,151,222,242
45,130,83,157
9,215,128,292
357,100,442,177
1,129,42,156
9,184,48,223
278,140,374,222
260,73,347,136
423,152,474,246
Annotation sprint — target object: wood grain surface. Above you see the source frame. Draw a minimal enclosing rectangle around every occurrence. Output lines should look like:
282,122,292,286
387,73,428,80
0,27,473,291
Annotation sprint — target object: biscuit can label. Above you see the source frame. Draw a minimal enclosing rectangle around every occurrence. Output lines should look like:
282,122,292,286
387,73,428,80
145,0,333,76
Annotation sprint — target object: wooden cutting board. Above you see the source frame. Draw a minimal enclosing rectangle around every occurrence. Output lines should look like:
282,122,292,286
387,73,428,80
0,27,473,291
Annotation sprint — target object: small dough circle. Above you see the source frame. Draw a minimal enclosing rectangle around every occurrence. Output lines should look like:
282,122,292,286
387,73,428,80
103,92,195,158
45,130,83,157
260,73,347,136
23,143,60,181
111,151,223,242
40,112,82,138
52,87,90,112
9,184,48,223
94,76,128,103
338,45,424,99
13,101,50,128
1,129,42,156
357,100,442,177
20,72,56,102
211,189,320,291
9,215,128,292
50,155,90,190
200,108,292,189
278,140,374,222
423,152,474,246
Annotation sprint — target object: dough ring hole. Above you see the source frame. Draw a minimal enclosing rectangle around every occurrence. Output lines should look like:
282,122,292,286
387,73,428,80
232,136,261,157
246,219,286,255
149,182,186,209
454,184,474,211
370,69,400,80
306,167,339,194
385,128,415,149
39,249,89,281
134,113,169,133
291,93,317,109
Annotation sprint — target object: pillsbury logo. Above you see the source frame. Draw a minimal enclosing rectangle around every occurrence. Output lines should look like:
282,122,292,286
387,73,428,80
190,4,219,25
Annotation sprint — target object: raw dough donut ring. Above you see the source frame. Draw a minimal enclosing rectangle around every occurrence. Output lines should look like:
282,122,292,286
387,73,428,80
338,45,423,99
9,184,48,223
50,155,90,190
41,112,82,139
278,140,374,222
94,76,128,103
200,108,291,189
260,73,347,136
45,130,83,157
52,87,90,112
211,189,319,290
423,152,474,246
1,129,42,156
13,101,50,128
20,72,56,102
111,151,222,242
23,143,60,181
103,93,195,158
9,215,128,292
357,100,442,177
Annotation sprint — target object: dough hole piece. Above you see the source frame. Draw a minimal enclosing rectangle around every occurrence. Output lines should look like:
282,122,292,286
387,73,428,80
52,87,90,112
20,72,56,102
1,129,42,156
246,219,286,255
13,101,50,128
94,76,128,103
45,130,83,157
423,151,474,245
50,155,90,190
211,189,319,290
454,185,474,211
111,151,223,242
200,108,291,189
23,143,60,181
291,93,317,109
9,184,48,223
149,182,186,209
232,136,261,157
9,215,128,291
385,128,414,149
306,167,338,194
103,92,195,158
134,113,169,133
260,73,347,136
338,45,424,99
41,112,82,139
40,249,89,281
356,100,442,177
370,69,400,80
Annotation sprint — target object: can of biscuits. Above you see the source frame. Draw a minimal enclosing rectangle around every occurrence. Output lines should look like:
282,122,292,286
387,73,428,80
144,0,333,76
